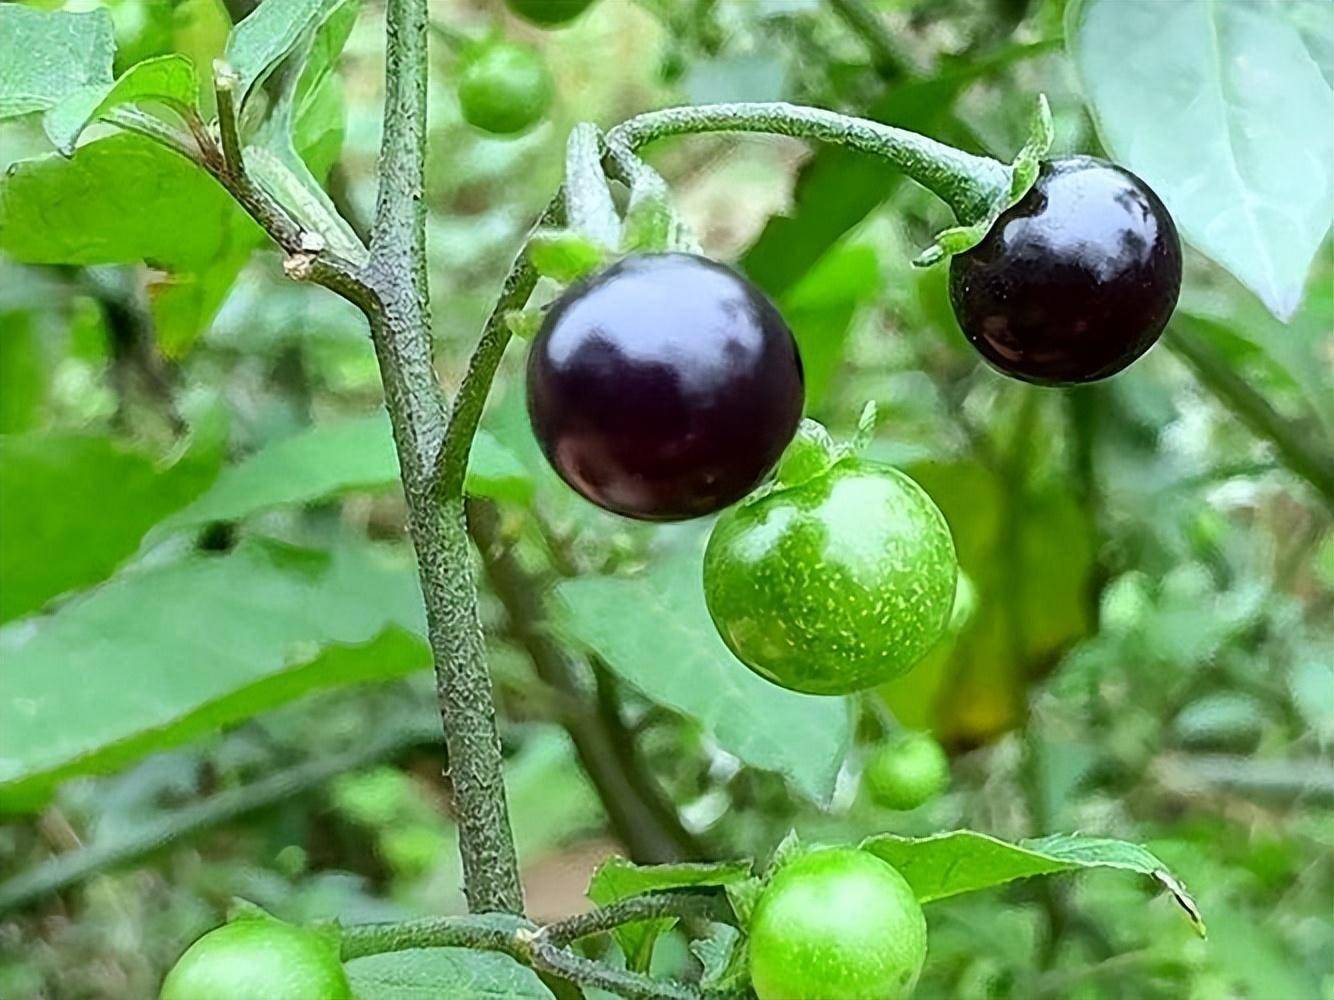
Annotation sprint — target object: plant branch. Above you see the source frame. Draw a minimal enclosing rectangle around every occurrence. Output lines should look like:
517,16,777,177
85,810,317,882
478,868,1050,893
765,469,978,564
341,894,736,1000
352,0,523,915
606,101,1010,222
213,64,245,176
541,892,732,945
436,194,563,500
0,722,439,914
1165,322,1334,506
369,0,429,269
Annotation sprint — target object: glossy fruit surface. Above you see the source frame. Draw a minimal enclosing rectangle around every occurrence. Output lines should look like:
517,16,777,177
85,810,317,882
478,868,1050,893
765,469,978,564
703,458,956,694
457,42,552,135
505,0,594,25
749,847,927,1000
527,253,804,521
160,917,350,1000
949,156,1181,385
864,731,950,810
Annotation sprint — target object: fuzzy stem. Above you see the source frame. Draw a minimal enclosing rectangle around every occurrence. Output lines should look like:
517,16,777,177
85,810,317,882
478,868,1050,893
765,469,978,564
341,894,737,1000
362,0,523,914
606,101,1010,222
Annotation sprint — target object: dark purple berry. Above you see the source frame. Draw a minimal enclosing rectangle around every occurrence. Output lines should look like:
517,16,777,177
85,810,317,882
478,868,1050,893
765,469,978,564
526,252,804,521
949,156,1182,385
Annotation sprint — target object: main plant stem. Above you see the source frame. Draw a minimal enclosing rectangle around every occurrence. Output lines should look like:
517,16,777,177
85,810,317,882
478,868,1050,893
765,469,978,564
361,0,521,914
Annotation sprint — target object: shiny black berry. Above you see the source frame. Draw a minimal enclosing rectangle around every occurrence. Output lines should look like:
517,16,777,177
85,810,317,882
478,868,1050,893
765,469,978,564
526,252,804,521
949,156,1182,386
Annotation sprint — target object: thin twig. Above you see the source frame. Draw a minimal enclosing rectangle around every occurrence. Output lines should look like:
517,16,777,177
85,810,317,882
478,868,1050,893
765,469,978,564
1165,322,1334,506
0,723,439,914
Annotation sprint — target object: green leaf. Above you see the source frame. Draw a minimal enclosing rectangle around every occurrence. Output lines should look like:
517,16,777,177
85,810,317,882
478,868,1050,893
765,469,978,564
587,857,751,971
861,830,1204,935
0,6,114,119
163,414,531,534
240,0,364,263
689,924,748,993
223,0,345,109
551,545,854,805
0,428,223,623
0,539,429,812
1067,0,1333,320
777,242,882,408
0,131,263,355
43,54,197,156
346,948,554,1000
563,122,620,249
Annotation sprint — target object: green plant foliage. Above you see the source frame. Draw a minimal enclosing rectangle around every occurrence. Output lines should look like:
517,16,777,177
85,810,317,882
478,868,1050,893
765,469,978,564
0,540,429,811
43,54,197,155
346,947,554,1000
552,546,854,805
0,6,114,118
223,0,349,108
0,428,223,622
586,857,750,970
163,414,530,534
1067,0,1334,321
862,831,1204,935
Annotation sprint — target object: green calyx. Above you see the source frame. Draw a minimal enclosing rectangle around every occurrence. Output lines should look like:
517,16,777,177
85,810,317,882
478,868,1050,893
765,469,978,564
913,94,1054,268
526,122,701,286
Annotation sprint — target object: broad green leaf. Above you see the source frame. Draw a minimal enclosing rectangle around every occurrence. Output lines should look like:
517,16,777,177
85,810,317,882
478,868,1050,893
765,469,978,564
551,546,853,805
0,312,48,433
242,0,365,262
0,50,347,354
224,0,345,108
0,539,429,812
587,857,751,971
346,947,553,1000
43,54,198,156
0,7,114,119
0,428,223,622
1067,0,1334,320
163,414,532,533
862,830,1204,935
0,130,261,273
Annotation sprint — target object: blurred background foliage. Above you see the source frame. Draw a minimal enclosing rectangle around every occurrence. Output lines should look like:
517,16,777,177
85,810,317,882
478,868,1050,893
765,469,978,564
0,0,1330,997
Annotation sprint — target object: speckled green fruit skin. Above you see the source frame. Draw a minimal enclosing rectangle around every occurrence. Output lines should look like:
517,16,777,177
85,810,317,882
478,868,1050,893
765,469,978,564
457,43,553,136
865,731,950,810
749,847,927,1000
703,458,957,695
160,918,351,1000
505,0,595,26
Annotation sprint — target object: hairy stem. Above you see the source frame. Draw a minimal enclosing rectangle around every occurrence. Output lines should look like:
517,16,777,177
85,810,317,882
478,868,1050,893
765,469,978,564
359,0,522,913
606,101,1010,222
341,893,737,1000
